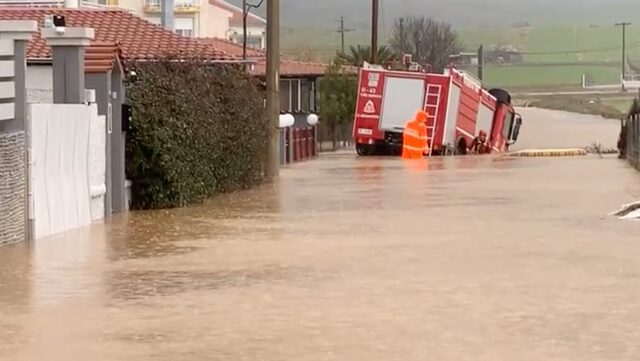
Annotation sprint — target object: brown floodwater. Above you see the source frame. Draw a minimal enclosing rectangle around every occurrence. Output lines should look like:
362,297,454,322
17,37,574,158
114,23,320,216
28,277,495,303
1,108,640,360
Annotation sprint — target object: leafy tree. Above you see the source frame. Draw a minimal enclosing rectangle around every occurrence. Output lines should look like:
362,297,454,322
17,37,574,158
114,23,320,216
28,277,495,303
318,58,358,149
338,45,397,67
389,16,462,72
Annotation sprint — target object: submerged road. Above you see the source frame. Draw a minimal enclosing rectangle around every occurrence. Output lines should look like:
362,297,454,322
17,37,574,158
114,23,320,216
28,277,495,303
1,108,640,360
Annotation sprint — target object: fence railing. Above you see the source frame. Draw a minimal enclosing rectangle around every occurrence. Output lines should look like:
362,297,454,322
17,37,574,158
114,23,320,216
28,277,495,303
626,113,640,170
281,126,317,165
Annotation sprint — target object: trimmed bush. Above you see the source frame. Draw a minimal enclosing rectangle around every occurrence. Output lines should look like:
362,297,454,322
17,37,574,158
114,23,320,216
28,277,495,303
125,58,268,209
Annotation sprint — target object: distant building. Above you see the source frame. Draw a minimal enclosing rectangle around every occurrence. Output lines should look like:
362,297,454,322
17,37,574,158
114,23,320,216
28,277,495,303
486,45,523,64
0,0,265,45
449,52,479,66
212,0,266,50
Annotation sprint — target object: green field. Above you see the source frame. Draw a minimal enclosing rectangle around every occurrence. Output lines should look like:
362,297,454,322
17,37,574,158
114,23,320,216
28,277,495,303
282,23,640,88
482,65,620,87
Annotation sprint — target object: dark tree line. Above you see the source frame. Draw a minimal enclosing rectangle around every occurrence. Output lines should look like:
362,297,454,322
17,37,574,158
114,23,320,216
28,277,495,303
336,16,462,73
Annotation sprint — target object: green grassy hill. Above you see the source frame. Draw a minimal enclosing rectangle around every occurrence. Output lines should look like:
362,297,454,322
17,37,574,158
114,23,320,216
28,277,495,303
457,24,640,87
281,23,640,89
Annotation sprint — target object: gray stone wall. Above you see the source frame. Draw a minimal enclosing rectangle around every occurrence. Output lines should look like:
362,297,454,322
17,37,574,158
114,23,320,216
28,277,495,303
0,131,25,247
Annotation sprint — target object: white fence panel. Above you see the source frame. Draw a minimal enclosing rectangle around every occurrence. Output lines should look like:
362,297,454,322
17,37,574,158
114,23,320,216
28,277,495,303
29,104,104,239
89,110,106,221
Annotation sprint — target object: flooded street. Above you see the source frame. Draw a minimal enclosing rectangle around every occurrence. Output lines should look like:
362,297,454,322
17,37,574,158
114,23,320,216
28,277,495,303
2,108,640,360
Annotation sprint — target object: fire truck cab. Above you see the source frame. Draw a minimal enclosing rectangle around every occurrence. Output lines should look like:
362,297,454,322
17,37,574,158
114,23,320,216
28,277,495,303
352,63,522,156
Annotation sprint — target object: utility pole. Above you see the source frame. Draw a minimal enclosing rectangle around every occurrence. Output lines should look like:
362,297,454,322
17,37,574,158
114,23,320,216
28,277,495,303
477,44,484,82
242,0,247,61
371,0,379,64
615,21,631,89
265,0,280,179
337,16,354,54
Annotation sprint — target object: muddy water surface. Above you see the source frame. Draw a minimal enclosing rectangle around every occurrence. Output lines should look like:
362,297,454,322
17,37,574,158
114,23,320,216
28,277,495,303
1,108,640,360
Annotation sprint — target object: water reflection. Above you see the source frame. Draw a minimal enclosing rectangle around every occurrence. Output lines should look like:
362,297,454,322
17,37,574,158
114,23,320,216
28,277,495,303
0,243,31,309
31,225,107,307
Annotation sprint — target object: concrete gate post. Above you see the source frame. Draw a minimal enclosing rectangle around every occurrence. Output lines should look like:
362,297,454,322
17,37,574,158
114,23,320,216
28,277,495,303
0,20,38,132
41,27,94,104
0,20,37,245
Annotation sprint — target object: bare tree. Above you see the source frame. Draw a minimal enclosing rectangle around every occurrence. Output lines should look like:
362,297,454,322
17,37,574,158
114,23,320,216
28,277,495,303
389,16,462,72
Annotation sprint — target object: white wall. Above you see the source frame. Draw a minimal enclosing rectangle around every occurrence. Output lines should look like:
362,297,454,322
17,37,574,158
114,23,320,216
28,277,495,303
115,0,145,14
29,103,106,240
26,65,53,104
89,111,106,221
202,3,232,38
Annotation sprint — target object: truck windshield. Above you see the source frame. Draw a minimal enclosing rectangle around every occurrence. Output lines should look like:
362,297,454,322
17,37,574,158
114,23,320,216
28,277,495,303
502,111,515,139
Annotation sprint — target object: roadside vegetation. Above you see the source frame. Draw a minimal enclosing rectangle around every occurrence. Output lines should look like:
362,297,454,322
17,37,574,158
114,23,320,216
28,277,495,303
125,58,268,209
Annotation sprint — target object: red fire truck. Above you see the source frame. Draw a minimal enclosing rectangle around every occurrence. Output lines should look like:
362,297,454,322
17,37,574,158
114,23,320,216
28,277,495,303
352,64,522,156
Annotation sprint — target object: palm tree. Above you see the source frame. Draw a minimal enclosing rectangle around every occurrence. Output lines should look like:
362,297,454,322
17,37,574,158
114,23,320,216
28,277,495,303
338,45,397,67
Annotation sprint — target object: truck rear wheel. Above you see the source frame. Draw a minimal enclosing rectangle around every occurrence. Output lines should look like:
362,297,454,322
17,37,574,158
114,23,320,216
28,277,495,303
356,144,375,156
489,88,512,105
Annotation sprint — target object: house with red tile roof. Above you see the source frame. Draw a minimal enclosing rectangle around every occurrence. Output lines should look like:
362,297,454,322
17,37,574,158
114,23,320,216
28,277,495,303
0,7,246,102
197,37,358,118
200,35,325,114
211,0,265,50
0,8,239,62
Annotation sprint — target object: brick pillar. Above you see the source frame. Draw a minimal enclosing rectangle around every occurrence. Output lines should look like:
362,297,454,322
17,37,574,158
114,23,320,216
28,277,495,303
41,27,94,104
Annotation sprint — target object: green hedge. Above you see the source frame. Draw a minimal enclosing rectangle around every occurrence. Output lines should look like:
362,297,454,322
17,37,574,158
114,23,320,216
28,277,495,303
125,58,268,209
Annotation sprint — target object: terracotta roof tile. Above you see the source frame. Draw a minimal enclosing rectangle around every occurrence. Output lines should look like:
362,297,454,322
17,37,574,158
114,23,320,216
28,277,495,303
0,8,239,61
197,38,337,77
85,41,120,73
251,59,358,77
199,37,263,57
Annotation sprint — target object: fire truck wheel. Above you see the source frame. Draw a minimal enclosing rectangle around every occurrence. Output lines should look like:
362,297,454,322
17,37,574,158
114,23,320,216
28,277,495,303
356,144,375,156
454,137,468,155
488,88,512,104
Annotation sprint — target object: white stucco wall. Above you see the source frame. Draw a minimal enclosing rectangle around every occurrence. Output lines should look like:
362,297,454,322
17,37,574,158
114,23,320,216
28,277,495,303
26,65,53,104
116,0,145,14
202,3,232,38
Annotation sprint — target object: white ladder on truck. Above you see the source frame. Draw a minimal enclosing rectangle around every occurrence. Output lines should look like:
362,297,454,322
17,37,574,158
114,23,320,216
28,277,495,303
423,84,442,156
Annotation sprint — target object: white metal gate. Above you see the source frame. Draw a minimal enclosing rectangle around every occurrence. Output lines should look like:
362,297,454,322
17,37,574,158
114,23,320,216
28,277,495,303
29,103,105,239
